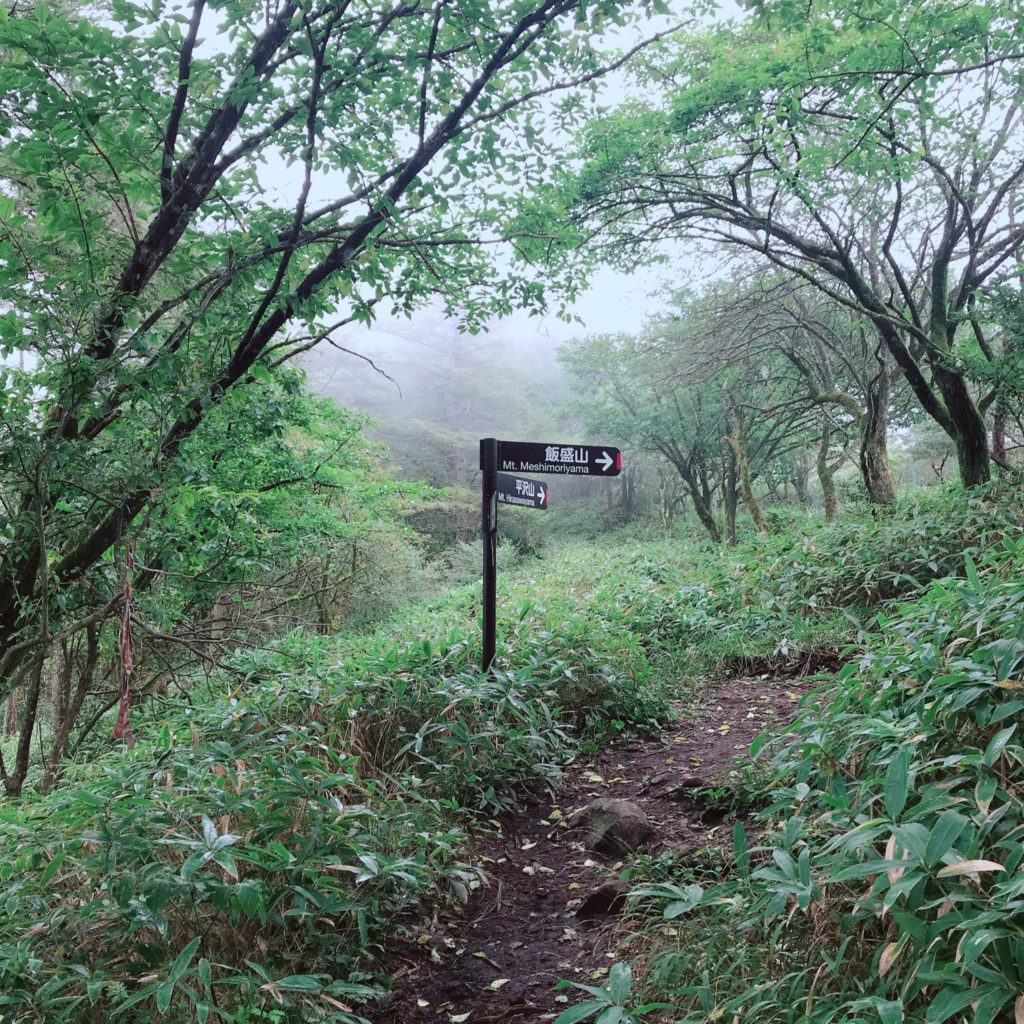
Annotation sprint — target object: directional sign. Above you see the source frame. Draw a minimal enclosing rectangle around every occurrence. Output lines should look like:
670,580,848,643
479,436,621,671
496,472,548,510
496,440,622,477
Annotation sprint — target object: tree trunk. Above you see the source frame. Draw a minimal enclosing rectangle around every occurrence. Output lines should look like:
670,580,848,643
793,455,810,506
992,403,1007,466
723,449,738,546
727,409,770,534
924,280,991,487
2,655,44,797
619,465,637,519
3,691,15,738
40,624,100,794
992,334,1015,469
931,364,991,488
859,356,896,504
817,417,838,523
657,468,680,529
661,446,721,542
689,486,722,542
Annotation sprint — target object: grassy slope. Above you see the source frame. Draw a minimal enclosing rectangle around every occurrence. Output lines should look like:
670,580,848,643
0,539,687,1024
619,491,1024,1024
2,486,1021,1024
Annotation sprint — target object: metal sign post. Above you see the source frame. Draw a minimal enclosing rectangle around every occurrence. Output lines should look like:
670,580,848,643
480,437,621,671
480,438,498,673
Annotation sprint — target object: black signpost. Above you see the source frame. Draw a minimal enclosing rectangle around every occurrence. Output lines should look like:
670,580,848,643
480,438,622,670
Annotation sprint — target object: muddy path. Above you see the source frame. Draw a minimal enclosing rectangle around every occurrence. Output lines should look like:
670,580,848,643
380,679,803,1024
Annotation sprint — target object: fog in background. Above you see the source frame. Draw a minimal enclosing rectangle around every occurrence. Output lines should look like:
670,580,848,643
301,261,690,494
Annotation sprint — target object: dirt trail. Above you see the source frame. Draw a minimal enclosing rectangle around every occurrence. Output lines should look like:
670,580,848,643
381,679,802,1024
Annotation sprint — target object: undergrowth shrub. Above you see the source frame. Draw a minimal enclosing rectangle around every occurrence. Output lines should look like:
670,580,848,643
629,534,1024,1023
628,486,1024,677
0,542,672,1023
759,485,1022,609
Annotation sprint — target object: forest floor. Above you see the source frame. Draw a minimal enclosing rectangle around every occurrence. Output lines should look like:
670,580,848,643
381,678,804,1024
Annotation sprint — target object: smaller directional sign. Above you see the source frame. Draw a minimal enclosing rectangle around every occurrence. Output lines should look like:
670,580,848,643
497,440,622,477
496,472,548,510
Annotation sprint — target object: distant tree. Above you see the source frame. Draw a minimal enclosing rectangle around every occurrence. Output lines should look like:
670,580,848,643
701,275,898,509
561,297,817,542
569,0,1024,488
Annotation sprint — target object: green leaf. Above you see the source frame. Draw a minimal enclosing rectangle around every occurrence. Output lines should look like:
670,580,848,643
275,975,322,992
926,985,990,1023
168,936,201,986
553,1000,604,1024
607,963,631,1004
877,999,904,1024
663,884,704,918
155,934,201,1011
733,820,749,876
829,859,918,883
39,850,67,886
749,730,768,757
884,750,909,819
983,725,1016,767
924,810,969,867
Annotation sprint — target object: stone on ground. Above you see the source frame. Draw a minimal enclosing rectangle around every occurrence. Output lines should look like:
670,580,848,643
579,798,655,854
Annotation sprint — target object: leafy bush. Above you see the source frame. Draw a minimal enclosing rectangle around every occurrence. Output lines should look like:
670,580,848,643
0,542,673,1023
758,485,1022,609
627,531,1024,1023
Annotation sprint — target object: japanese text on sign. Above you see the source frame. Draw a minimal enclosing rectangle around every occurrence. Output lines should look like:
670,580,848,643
543,446,589,465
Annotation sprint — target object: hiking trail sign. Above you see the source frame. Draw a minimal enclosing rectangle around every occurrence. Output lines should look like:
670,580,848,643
480,438,622,670
496,472,548,509
498,441,621,476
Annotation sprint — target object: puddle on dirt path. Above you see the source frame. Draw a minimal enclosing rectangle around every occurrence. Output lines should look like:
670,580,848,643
380,679,804,1024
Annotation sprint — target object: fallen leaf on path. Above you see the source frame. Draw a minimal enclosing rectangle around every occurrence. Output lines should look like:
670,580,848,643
485,979,510,991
